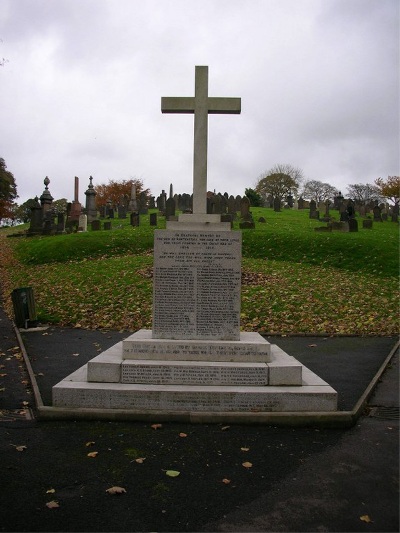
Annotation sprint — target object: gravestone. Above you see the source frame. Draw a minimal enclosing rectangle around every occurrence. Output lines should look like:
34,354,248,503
78,214,88,232
362,219,373,229
128,184,138,212
373,204,382,221
149,213,157,226
56,213,66,234
165,197,176,220
69,176,82,222
298,197,305,210
309,200,318,219
104,221,112,230
27,196,43,235
392,203,399,223
84,176,98,223
348,218,358,232
91,220,101,231
273,197,281,212
53,65,337,419
130,213,140,226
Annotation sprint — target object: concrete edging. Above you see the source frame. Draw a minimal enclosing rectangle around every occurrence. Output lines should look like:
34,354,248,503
15,323,399,428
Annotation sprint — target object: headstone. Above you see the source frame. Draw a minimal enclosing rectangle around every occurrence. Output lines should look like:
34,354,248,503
138,191,148,214
298,197,305,210
56,213,66,234
130,213,140,226
309,200,318,219
128,184,138,212
91,220,101,231
240,195,251,219
78,214,88,232
329,221,349,232
373,204,382,221
273,197,281,212
362,219,373,229
149,213,157,226
165,197,176,220
347,200,355,219
103,221,112,230
348,218,358,232
258,217,266,223
391,202,399,223
84,176,98,223
118,206,127,219
27,196,43,235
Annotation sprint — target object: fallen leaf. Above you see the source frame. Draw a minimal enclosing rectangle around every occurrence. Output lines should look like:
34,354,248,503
221,426,230,431
360,515,373,523
242,461,253,468
46,489,56,494
87,451,98,458
222,478,231,484
21,401,29,406
46,500,59,509
165,470,180,477
106,486,126,495
308,344,317,348
72,353,79,357
240,447,250,452
15,445,27,452
0,373,7,377
85,441,95,447
151,423,162,430
179,432,187,438
135,457,146,464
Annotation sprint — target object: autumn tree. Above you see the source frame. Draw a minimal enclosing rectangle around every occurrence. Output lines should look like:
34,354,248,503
301,180,338,203
374,176,400,205
0,158,18,223
94,178,149,207
346,183,381,205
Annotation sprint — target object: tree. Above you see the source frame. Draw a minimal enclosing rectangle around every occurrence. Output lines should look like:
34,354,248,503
264,163,304,185
245,188,263,207
346,183,381,205
255,173,298,202
0,158,18,223
301,180,338,203
94,178,149,207
374,176,400,205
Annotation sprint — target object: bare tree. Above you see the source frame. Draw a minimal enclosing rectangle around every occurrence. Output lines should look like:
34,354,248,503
346,183,381,205
301,180,338,202
266,164,304,185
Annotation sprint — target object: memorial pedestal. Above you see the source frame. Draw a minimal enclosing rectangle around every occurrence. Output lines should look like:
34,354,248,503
52,223,337,419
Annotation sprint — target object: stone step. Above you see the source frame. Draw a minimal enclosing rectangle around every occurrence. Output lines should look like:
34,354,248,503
53,365,337,412
121,360,269,386
87,343,302,386
122,329,272,362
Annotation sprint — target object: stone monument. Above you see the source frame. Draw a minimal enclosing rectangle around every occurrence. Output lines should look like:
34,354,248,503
84,176,98,223
68,176,82,222
52,66,337,420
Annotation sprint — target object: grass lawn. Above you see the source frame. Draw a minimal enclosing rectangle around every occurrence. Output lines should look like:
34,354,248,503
0,208,398,335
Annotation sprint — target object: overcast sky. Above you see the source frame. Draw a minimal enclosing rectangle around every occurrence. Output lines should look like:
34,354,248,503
1,0,399,205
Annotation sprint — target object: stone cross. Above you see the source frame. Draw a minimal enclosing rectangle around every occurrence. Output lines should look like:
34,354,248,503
162,66,241,214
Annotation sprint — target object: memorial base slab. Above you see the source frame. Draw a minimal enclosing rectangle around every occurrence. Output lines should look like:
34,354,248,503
52,330,337,414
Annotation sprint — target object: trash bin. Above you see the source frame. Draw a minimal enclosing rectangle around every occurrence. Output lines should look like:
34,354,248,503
11,287,38,328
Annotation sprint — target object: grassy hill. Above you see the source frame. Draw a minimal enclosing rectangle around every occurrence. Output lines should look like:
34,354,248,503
0,208,398,335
